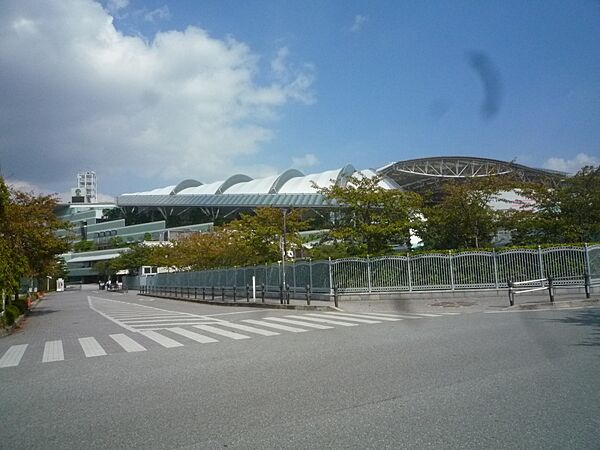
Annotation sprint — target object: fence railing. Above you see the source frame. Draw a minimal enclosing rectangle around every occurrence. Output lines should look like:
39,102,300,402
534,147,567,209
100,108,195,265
126,244,600,297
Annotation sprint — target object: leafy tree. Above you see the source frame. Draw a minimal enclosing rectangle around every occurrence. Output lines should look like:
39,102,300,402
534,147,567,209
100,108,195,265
316,174,422,255
73,239,97,252
107,236,125,248
416,178,511,249
109,244,154,274
509,166,600,244
152,208,309,270
0,177,69,297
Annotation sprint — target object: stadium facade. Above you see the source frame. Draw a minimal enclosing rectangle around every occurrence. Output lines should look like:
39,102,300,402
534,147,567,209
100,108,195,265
59,156,565,281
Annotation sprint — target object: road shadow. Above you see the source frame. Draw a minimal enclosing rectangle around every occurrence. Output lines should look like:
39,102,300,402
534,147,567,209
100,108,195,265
547,308,600,347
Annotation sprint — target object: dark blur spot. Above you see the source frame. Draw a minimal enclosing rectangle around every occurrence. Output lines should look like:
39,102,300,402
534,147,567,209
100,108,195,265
467,51,502,120
429,99,451,120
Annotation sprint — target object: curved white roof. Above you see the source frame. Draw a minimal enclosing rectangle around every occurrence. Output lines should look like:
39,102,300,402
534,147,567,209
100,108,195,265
349,169,400,190
123,185,176,196
120,164,405,198
179,180,224,195
224,175,280,194
278,166,355,194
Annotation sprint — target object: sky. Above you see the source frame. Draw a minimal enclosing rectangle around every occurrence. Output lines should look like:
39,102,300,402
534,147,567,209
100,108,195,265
0,0,599,200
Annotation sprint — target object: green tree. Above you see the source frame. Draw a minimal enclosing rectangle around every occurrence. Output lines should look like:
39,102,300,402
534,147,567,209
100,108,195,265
416,178,509,249
509,166,600,244
107,236,125,249
73,239,97,252
0,177,69,297
316,174,422,255
109,244,154,274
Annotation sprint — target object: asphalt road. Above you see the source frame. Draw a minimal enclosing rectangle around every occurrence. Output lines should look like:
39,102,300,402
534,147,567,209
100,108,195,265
0,288,599,449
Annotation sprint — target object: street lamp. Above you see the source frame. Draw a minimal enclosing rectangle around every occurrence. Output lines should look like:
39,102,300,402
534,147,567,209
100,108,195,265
280,208,288,291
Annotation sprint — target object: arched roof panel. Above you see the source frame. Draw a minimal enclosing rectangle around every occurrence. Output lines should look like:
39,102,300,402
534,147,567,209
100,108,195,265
278,166,356,194
172,179,202,194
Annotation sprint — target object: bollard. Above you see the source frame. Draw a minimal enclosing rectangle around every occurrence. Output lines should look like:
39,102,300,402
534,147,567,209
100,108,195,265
221,287,225,302
333,286,339,308
279,284,284,305
211,286,215,301
246,284,250,302
187,287,191,298
202,287,206,300
233,285,237,302
548,277,554,303
285,284,290,305
508,280,515,306
306,284,311,306
194,287,197,300
261,284,265,303
584,272,591,299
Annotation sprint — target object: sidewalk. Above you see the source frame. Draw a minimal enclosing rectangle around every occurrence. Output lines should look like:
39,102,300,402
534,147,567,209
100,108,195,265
137,287,599,314
137,291,336,311
338,290,599,315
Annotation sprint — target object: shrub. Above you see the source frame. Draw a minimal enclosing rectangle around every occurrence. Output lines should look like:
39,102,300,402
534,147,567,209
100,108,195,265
2,304,21,326
13,298,28,314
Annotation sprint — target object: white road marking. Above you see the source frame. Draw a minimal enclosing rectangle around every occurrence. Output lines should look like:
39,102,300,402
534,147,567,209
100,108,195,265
121,317,214,323
78,337,107,358
194,325,250,340
110,334,147,352
216,321,280,336
263,317,333,329
324,312,402,322
167,327,219,344
201,310,266,317
361,312,422,319
308,313,381,324
410,313,443,317
0,344,28,368
139,330,184,348
42,340,64,363
242,319,308,333
286,315,358,327
88,297,137,332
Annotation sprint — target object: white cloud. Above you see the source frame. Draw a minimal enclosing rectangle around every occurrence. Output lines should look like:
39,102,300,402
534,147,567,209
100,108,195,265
0,0,315,194
106,0,128,13
292,153,319,169
143,5,171,22
350,14,368,33
5,178,114,203
542,153,599,174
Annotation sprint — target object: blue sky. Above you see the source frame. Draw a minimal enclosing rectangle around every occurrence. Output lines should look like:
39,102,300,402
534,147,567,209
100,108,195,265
0,0,599,198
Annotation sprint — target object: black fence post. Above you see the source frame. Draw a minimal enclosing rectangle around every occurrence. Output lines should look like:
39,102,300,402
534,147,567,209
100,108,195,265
211,286,215,301
285,284,290,305
306,284,311,306
261,284,265,303
584,272,591,299
548,277,554,303
202,287,206,300
194,287,197,300
221,287,225,302
508,280,515,306
333,286,339,308
279,284,284,305
246,284,250,302
233,285,237,303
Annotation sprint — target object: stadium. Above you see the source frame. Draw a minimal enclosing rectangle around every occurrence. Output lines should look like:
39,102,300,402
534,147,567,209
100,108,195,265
59,156,565,282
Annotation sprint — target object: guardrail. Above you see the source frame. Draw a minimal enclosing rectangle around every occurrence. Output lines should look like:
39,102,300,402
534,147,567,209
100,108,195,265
139,283,319,306
507,278,555,306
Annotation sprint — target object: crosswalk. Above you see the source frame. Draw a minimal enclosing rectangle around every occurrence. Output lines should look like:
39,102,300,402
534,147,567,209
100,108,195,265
0,309,461,369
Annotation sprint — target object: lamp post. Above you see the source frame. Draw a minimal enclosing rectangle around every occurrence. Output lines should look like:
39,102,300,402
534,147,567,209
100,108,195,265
281,208,288,290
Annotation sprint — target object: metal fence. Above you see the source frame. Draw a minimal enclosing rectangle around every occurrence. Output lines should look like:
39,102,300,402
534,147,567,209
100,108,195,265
129,244,600,296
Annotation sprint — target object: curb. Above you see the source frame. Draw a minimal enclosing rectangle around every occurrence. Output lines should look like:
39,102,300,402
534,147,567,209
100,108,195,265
507,298,600,311
137,293,337,311
0,295,44,338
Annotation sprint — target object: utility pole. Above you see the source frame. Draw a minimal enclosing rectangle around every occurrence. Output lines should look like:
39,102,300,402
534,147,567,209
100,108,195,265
281,208,288,290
